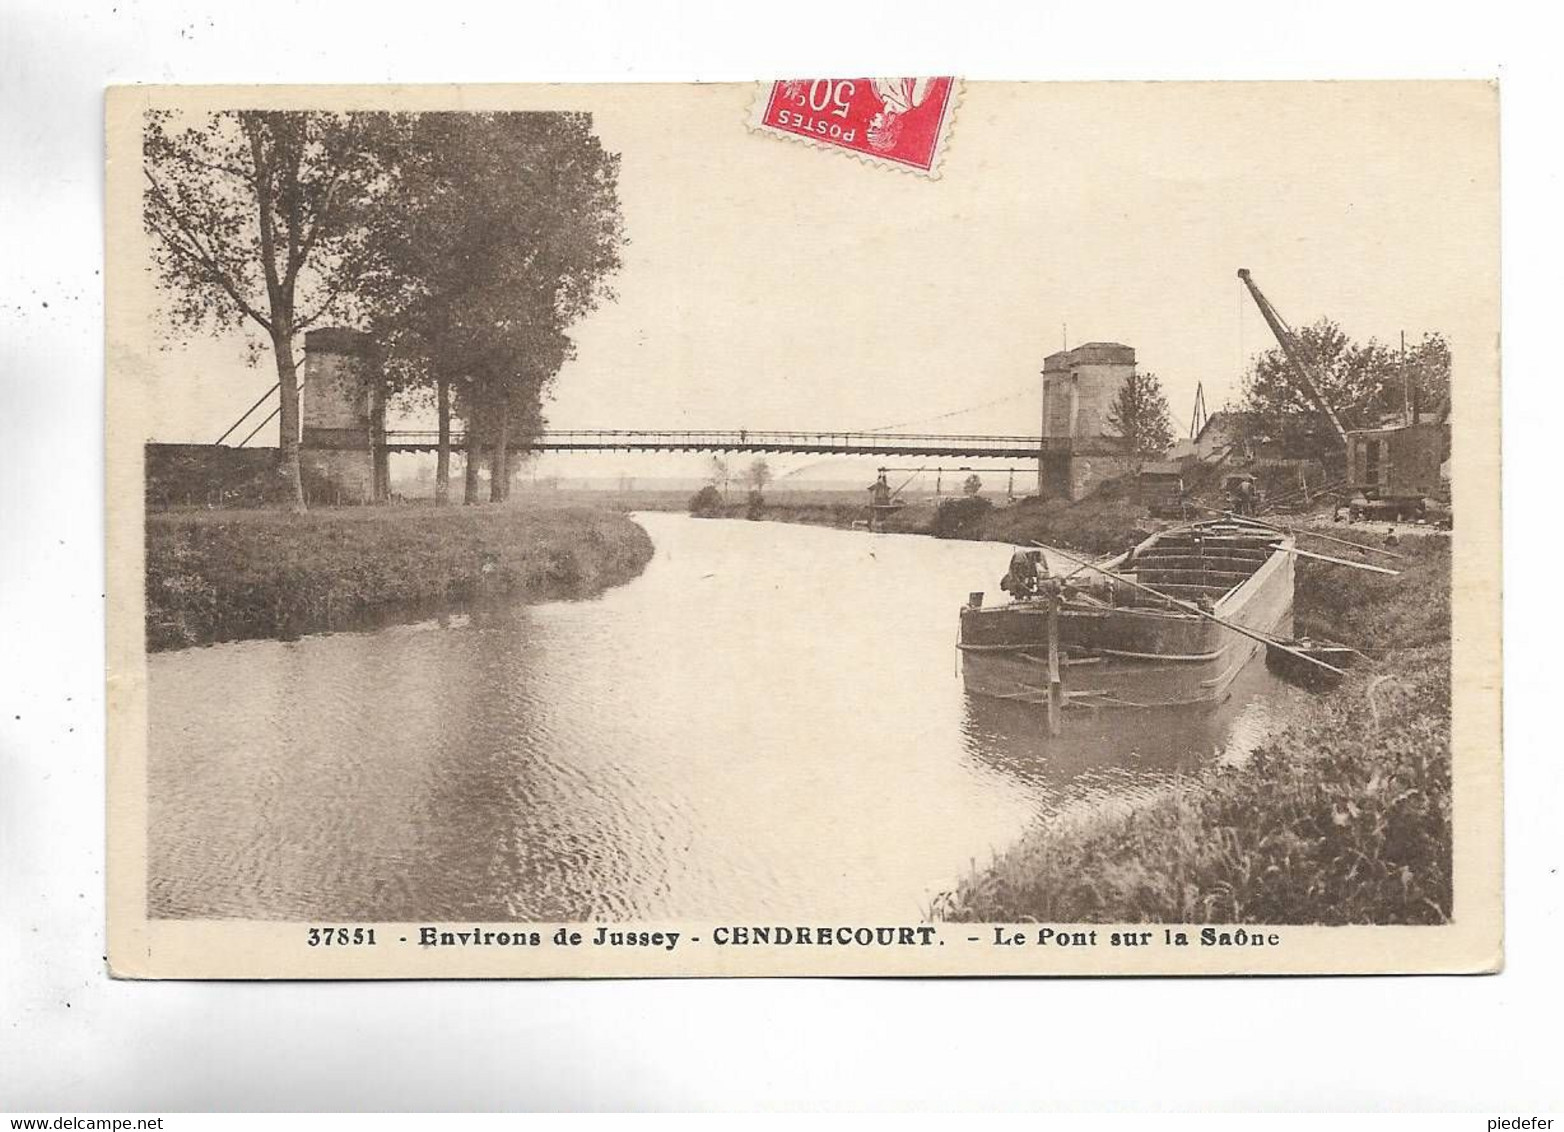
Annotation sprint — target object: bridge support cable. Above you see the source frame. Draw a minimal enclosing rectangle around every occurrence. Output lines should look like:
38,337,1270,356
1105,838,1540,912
239,405,281,447
215,365,309,447
862,382,1036,434
214,382,280,445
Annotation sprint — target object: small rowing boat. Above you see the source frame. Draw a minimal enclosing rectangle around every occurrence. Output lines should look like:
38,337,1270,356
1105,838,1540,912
957,519,1295,710
1264,637,1357,689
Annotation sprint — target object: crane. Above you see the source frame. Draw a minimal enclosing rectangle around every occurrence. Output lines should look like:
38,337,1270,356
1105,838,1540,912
1238,268,1449,522
1188,381,1209,440
1237,268,1351,447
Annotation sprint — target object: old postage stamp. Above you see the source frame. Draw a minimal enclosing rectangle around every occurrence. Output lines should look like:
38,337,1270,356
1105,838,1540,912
106,82,1499,979
749,77,958,175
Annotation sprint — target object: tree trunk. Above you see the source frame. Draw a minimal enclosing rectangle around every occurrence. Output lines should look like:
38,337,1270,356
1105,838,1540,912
370,378,389,504
463,408,482,505
273,327,307,512
490,397,511,504
435,376,451,506
463,447,482,505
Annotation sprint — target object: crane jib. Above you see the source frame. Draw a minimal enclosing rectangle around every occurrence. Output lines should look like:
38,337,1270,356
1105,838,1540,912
1236,268,1352,448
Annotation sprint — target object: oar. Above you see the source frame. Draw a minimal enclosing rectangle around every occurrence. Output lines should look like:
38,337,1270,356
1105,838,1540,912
1281,544,1400,576
1204,508,1406,561
1030,541,1347,678
1054,548,1116,584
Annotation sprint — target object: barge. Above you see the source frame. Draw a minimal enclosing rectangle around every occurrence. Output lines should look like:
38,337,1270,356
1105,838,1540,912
958,519,1295,710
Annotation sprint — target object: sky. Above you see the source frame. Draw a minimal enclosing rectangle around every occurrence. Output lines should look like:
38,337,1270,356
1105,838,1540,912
129,82,1499,484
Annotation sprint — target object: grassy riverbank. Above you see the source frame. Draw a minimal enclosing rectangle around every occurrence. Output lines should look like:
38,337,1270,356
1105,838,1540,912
694,497,933,532
944,493,1152,555
145,505,654,651
692,488,1155,556
933,536,1453,925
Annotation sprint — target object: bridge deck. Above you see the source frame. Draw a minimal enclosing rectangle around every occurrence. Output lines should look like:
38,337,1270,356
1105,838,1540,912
378,429,1066,459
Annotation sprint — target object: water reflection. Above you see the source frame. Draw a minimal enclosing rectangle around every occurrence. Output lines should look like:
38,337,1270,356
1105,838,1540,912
960,640,1298,783
147,512,1304,922
958,644,1303,820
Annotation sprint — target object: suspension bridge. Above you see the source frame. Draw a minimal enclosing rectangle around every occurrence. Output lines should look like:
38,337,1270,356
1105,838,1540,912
214,384,1061,461
197,329,1126,505
373,428,1067,459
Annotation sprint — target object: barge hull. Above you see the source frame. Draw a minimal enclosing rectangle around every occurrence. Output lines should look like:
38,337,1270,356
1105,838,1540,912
958,525,1294,710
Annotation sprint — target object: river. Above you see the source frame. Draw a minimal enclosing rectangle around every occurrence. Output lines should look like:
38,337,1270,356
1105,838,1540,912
147,511,1303,922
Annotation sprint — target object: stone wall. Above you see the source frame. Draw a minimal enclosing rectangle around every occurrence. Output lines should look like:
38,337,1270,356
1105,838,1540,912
1066,453,1122,501
145,443,289,508
147,329,392,509
300,449,377,506
1037,451,1073,499
146,443,381,508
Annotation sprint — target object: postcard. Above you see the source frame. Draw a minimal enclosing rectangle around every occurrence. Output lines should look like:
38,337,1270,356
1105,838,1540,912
106,80,1500,977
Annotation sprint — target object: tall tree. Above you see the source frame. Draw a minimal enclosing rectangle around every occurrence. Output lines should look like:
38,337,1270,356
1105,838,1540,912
360,112,625,504
436,375,452,505
744,457,773,498
485,354,556,503
1106,370,1174,481
143,110,385,510
709,455,733,501
1237,319,1451,458
1351,332,1451,422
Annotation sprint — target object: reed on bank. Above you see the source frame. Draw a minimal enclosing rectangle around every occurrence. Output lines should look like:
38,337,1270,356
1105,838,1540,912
145,504,654,651
932,536,1453,925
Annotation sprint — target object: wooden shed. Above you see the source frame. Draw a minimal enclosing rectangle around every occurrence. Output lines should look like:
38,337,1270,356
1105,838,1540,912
1137,460,1188,516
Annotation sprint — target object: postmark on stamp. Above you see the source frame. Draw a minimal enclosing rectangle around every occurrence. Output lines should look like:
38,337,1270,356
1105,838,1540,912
749,77,958,176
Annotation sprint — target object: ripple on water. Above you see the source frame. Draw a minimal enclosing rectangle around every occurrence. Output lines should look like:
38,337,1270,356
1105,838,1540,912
147,513,1304,921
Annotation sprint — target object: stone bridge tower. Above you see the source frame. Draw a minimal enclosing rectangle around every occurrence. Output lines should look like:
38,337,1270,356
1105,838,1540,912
1038,341,1135,500
299,328,388,504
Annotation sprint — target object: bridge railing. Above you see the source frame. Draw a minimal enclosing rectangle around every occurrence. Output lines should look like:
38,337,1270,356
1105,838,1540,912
382,428,1059,454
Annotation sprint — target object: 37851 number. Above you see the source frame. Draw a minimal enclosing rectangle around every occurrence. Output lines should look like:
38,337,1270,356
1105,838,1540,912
306,926,377,947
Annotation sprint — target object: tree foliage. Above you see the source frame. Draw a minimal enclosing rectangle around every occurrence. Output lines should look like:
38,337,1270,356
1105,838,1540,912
1237,319,1451,456
143,110,391,508
744,457,773,496
931,495,993,539
144,109,626,510
688,484,724,517
362,111,626,504
1106,371,1174,464
962,473,983,497
708,455,732,500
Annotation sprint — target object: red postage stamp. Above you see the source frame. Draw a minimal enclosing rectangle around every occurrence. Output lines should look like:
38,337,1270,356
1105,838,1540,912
749,77,959,177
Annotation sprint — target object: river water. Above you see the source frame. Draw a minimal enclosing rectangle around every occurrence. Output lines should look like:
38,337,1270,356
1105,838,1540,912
148,511,1302,922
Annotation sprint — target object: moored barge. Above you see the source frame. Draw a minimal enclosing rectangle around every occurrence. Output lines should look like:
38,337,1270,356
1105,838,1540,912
958,519,1294,710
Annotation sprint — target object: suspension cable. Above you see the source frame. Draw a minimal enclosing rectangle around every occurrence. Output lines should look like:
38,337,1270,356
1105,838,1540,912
214,382,280,445
239,405,281,447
